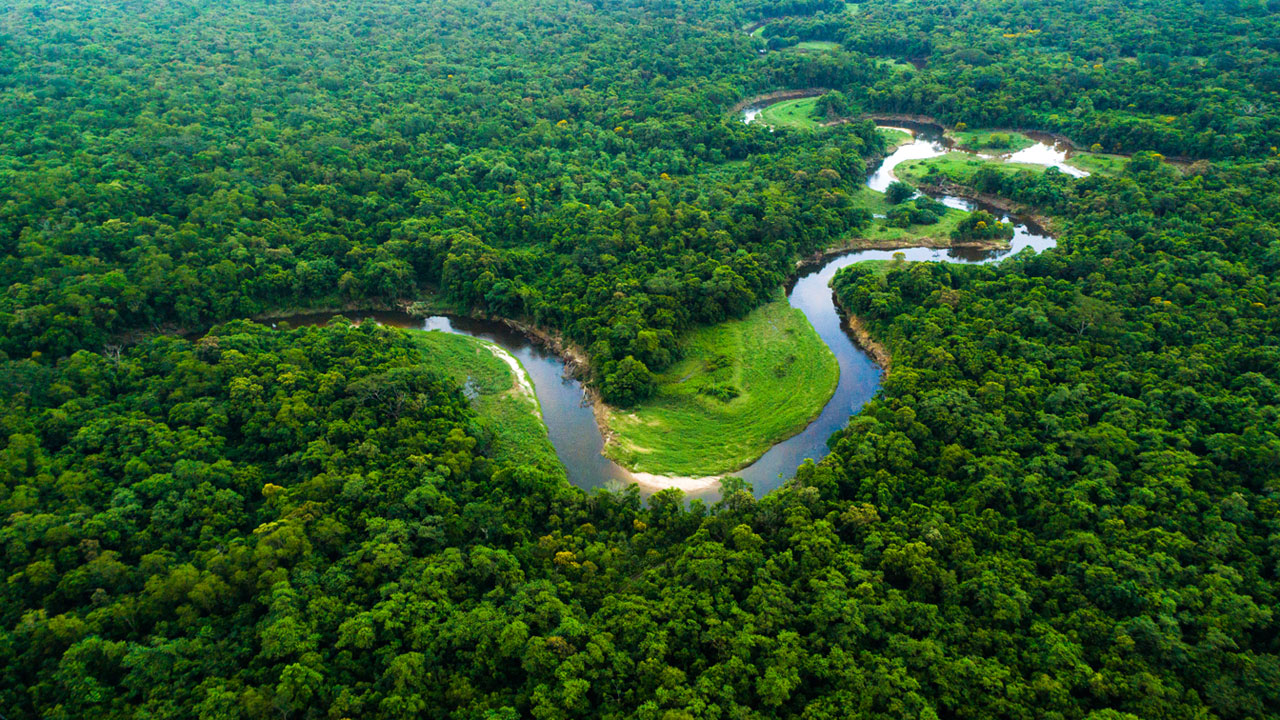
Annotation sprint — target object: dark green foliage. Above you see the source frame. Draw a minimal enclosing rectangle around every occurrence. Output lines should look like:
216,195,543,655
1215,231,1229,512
0,0,888,405
0,320,561,716
886,195,946,227
761,0,1280,157
602,355,656,407
885,180,916,204
830,156,1280,720
814,89,852,118
3,0,1280,717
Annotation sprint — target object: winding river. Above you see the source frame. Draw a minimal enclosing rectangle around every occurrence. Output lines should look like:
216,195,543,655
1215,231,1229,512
280,113,1057,502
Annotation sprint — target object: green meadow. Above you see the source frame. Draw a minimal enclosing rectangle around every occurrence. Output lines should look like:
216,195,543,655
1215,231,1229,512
755,97,824,129
896,147,1134,184
946,128,1036,153
876,58,917,73
878,126,914,150
605,298,838,476
895,152,1050,185
1066,151,1130,175
409,329,563,477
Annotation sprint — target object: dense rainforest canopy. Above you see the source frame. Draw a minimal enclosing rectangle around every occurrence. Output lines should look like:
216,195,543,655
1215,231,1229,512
2,0,1279,718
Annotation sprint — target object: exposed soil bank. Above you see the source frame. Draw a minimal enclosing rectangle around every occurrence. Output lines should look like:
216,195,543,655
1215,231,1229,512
406,304,621,451
488,316,731,492
834,294,892,373
483,344,538,405
845,315,891,371
823,112,948,128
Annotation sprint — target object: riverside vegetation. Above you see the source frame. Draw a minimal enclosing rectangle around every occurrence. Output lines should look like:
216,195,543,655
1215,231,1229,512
407,329,561,479
604,297,838,477
2,0,1280,718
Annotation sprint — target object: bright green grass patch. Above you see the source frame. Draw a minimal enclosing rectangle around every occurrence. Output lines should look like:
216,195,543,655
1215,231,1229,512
1066,152,1129,175
786,40,841,52
875,57,916,72
857,256,937,274
895,152,1048,185
869,208,967,244
750,24,767,37
841,186,968,242
755,97,823,129
947,128,1035,153
830,196,993,248
605,297,838,476
408,329,563,477
878,127,913,151
858,211,968,244
844,3,860,13
846,185,899,215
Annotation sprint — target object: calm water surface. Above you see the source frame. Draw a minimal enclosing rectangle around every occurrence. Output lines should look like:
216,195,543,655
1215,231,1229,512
281,118,1057,501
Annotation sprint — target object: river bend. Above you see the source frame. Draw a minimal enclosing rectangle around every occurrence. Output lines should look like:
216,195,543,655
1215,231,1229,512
281,118,1056,501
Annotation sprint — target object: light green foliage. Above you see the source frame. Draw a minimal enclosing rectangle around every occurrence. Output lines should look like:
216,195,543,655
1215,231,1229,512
875,57,916,72
605,298,838,476
895,152,1048,185
1066,151,1131,175
947,128,1036,152
786,40,841,52
843,186,972,245
900,140,1139,183
844,257,899,274
877,126,914,149
753,97,825,129
408,330,562,477
951,209,1014,241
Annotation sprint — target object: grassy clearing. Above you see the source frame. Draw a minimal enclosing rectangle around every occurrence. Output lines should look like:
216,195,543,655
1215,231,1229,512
755,97,823,129
845,186,970,243
878,126,914,151
895,152,1048,185
846,185,903,215
786,40,841,52
847,258,902,274
946,128,1035,153
875,57,917,73
844,2,860,13
605,297,838,476
1066,152,1129,175
408,329,563,477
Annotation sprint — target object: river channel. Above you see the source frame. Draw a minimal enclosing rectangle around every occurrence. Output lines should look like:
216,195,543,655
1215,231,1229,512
279,111,1058,502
